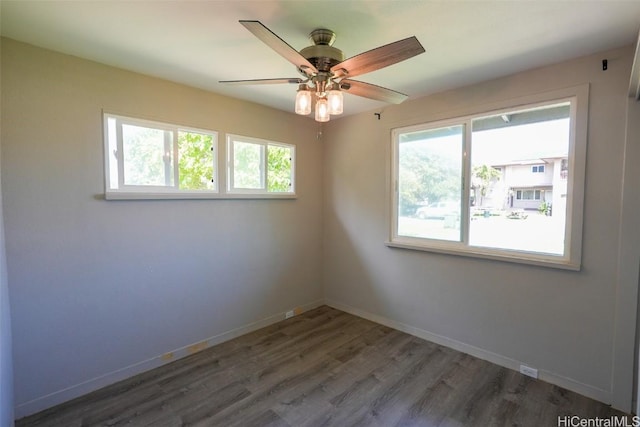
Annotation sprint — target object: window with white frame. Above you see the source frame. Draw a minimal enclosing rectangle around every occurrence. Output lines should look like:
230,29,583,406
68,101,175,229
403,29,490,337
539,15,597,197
531,165,545,173
104,113,217,198
227,134,295,194
516,189,542,200
390,85,588,269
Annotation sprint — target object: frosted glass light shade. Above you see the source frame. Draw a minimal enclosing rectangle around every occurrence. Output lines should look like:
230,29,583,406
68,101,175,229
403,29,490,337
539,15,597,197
327,89,343,115
315,98,330,122
295,89,312,115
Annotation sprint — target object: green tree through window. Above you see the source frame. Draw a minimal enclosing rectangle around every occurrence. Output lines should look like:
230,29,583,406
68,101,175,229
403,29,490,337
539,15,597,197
178,131,214,190
267,145,292,192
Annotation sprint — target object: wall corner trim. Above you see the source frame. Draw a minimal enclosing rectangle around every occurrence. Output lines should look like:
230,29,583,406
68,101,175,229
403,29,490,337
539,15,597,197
629,30,640,99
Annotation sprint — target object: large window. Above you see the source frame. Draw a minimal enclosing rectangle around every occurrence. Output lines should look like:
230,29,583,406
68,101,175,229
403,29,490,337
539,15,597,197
390,86,588,269
227,134,295,194
104,114,217,198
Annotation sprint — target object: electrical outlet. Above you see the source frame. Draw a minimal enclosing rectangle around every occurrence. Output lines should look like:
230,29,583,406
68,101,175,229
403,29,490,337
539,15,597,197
520,365,538,379
285,310,294,319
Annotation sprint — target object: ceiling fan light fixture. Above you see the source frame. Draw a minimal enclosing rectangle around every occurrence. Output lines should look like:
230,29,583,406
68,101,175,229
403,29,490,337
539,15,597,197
315,97,330,122
295,84,312,115
327,84,343,115
223,21,425,123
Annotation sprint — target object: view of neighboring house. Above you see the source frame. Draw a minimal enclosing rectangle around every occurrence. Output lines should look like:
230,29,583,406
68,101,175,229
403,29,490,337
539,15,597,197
476,155,568,215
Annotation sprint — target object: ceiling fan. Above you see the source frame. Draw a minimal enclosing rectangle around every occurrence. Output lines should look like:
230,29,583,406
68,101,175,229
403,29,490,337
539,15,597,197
220,20,425,122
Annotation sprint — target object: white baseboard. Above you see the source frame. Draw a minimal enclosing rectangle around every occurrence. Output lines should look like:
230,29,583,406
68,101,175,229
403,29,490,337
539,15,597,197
17,298,613,419
325,299,612,406
15,299,324,419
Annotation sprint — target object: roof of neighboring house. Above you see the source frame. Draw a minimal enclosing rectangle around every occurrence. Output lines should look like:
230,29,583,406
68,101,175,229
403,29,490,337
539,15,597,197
490,154,567,167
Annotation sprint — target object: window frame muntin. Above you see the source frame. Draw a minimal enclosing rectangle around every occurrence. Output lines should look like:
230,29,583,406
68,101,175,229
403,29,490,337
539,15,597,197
388,85,588,270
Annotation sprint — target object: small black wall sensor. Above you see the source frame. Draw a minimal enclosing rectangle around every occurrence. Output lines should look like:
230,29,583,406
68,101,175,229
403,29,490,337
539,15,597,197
602,59,608,71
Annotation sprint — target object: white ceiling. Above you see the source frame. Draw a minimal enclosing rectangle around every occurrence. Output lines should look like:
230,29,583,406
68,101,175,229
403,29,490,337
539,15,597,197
2,1,640,117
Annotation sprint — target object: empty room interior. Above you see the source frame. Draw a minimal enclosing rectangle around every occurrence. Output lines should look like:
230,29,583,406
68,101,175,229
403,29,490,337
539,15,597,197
2,1,640,426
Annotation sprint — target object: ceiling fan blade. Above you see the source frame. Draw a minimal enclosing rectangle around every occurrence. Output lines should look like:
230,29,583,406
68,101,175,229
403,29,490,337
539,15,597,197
219,78,304,85
240,20,318,75
340,79,409,104
331,36,425,79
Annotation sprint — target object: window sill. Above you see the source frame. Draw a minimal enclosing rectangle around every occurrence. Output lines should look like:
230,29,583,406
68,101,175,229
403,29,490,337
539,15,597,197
385,240,580,271
104,191,297,200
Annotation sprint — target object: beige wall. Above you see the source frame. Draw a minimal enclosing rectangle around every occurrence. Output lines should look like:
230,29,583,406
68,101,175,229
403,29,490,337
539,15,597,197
3,35,639,418
323,45,636,409
618,96,640,411
0,37,15,426
1,38,324,417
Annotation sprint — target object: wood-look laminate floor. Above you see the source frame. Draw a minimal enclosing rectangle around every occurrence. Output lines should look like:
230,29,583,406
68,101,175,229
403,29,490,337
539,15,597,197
17,306,629,427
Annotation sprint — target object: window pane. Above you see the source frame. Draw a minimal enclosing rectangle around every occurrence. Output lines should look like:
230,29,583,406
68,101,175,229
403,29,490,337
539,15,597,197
267,145,292,192
233,141,264,189
469,102,570,255
178,131,214,190
397,125,463,242
122,124,173,186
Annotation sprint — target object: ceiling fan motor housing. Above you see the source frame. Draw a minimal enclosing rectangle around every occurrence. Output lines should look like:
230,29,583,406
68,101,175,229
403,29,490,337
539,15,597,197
300,28,344,73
